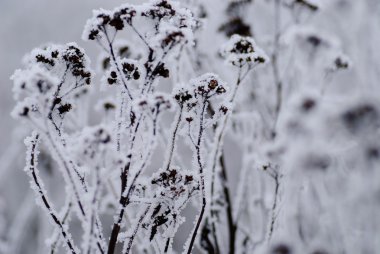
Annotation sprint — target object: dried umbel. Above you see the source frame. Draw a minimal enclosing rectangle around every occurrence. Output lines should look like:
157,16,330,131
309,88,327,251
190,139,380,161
11,43,93,124
190,73,228,99
30,43,92,85
173,87,193,105
83,0,198,101
221,34,268,67
83,0,197,48
82,6,137,41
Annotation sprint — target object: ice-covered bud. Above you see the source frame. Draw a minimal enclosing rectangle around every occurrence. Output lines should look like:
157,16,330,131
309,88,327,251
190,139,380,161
173,87,193,104
219,105,229,115
106,70,118,85
104,59,141,86
327,52,351,72
35,52,55,66
57,103,72,115
190,73,228,99
151,62,169,78
121,59,141,80
221,34,268,67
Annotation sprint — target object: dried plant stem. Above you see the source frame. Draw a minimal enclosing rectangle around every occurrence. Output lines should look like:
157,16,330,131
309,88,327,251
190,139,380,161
123,205,151,254
27,133,77,254
187,101,207,254
165,105,183,170
102,26,133,100
50,201,72,254
209,67,248,254
268,172,280,241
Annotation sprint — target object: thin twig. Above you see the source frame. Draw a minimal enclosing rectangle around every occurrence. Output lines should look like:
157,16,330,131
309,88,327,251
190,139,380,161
187,100,208,254
26,133,78,254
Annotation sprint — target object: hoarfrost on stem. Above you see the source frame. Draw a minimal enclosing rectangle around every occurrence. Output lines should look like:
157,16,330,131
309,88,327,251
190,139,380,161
6,0,380,253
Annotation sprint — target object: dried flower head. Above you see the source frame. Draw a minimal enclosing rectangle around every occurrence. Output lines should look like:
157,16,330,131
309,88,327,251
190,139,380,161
26,43,93,86
105,59,141,86
173,87,193,104
221,34,268,66
151,168,198,201
327,52,351,72
190,73,228,98
82,6,136,41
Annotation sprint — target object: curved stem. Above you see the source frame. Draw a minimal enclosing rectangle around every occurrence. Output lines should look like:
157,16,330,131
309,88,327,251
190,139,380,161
27,133,78,254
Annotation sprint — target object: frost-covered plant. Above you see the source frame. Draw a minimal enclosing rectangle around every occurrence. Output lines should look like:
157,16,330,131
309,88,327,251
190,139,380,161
6,0,380,254
10,1,248,253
